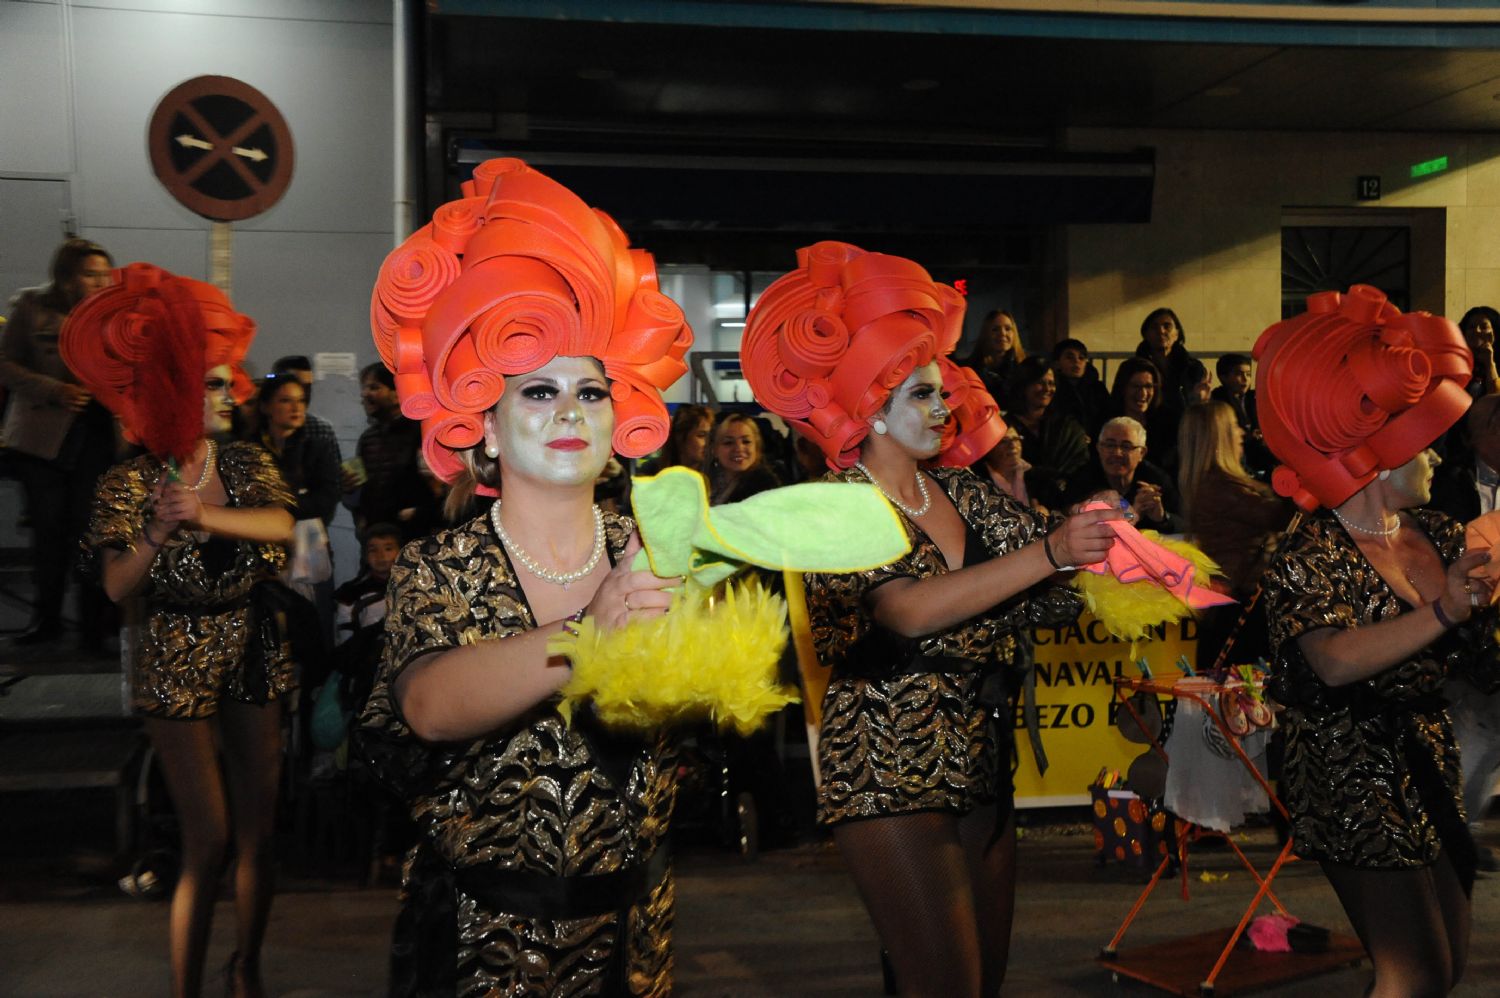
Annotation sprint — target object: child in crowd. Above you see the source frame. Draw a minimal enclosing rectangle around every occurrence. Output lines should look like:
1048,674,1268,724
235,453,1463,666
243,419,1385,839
308,524,402,780
333,523,402,640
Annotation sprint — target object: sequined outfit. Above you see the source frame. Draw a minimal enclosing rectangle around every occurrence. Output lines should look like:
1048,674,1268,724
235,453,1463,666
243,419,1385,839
1264,510,1500,883
357,511,677,998
803,466,1082,826
82,442,294,719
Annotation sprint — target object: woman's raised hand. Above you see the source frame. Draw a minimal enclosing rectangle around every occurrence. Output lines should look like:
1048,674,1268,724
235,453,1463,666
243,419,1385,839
586,533,682,632
1048,505,1122,569
153,479,205,531
1438,549,1495,624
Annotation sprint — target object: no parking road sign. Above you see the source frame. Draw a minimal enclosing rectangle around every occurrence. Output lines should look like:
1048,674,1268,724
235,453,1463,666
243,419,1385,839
148,75,294,222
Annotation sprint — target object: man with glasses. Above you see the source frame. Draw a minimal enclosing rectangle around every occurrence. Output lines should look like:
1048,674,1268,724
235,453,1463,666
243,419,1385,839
1063,415,1181,532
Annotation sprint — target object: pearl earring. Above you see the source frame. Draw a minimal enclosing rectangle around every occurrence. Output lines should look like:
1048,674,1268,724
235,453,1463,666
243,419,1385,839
485,443,500,459
872,419,888,435
1378,469,1391,481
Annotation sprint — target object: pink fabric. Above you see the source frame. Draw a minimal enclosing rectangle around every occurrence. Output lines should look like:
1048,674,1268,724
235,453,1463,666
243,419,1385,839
1076,501,1236,610
1247,913,1300,953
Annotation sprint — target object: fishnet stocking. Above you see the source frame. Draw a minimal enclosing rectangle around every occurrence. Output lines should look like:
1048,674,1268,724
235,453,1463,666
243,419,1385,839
834,804,1016,998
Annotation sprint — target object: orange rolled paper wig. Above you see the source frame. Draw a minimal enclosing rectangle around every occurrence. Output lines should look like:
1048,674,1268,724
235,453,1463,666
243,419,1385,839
1254,284,1472,512
739,241,1004,470
368,157,693,494
59,262,254,463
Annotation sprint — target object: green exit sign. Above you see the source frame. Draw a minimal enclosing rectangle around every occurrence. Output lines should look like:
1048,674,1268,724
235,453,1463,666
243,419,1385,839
1411,156,1449,179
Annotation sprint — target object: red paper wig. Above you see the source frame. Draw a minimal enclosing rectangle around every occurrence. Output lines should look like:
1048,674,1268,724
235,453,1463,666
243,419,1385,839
1253,284,1471,511
739,241,1004,470
59,262,254,462
368,158,693,492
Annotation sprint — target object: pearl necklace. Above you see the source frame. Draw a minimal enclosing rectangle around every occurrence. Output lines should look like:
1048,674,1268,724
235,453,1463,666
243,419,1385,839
169,440,217,492
855,461,932,518
1333,506,1400,538
490,500,605,588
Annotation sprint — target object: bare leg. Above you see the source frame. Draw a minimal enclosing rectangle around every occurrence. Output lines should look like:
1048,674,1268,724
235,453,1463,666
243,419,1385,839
1321,854,1471,997
145,717,230,998
217,699,285,998
957,804,1017,998
833,812,982,998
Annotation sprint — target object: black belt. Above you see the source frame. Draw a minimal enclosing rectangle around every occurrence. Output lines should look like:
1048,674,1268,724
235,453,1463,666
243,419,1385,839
454,846,670,922
158,596,251,617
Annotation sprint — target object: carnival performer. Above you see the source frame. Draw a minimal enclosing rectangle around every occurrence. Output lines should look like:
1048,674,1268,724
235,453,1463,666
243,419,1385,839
63,263,295,998
1258,285,1499,998
740,241,1118,998
356,158,693,996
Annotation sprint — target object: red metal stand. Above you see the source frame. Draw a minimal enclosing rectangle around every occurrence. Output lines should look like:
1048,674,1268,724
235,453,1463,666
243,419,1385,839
1097,674,1364,996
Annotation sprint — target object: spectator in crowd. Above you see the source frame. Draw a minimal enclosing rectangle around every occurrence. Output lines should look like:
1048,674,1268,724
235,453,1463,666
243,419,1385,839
1210,352,1274,478
961,308,1026,410
342,362,437,539
270,355,342,452
1177,401,1294,666
975,425,1033,509
1459,306,1500,399
1108,356,1180,474
1429,393,1500,873
0,238,117,649
1005,356,1089,510
707,412,780,504
1183,357,1213,405
1064,415,1181,533
253,374,341,527
334,523,402,641
1135,307,1200,412
638,404,713,476
1050,337,1110,435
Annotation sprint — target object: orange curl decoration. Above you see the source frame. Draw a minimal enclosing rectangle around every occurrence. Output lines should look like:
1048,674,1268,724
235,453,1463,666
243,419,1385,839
369,158,692,495
740,241,1005,470
59,262,254,462
1253,284,1471,511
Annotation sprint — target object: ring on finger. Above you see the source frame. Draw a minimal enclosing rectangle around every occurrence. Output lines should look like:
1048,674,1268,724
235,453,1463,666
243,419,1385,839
623,594,633,612
1464,580,1474,594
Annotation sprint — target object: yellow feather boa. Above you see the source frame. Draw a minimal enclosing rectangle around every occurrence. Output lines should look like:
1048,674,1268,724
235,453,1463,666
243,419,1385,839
1073,532,1226,648
548,578,800,735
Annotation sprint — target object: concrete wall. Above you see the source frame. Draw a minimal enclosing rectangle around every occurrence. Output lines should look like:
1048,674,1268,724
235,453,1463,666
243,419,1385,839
0,0,394,370
1,0,394,580
1061,127,1500,356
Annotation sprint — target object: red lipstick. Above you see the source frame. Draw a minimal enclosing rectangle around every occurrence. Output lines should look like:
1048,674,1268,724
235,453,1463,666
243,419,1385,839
548,438,588,451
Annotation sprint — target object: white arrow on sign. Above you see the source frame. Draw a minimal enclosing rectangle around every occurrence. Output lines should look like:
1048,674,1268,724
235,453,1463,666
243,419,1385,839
176,134,212,150
232,146,268,163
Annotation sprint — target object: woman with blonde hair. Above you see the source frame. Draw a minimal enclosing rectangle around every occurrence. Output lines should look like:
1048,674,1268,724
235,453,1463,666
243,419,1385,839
358,158,693,995
1178,400,1294,668
963,308,1026,409
706,411,780,504
1260,287,1499,997
741,240,1117,997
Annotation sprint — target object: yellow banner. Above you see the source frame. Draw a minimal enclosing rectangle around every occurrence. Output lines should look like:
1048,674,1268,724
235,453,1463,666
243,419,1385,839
1013,614,1197,807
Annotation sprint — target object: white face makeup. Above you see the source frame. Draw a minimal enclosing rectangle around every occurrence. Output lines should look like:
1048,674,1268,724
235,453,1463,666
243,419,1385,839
1385,448,1440,507
484,355,614,489
878,361,950,459
203,364,235,435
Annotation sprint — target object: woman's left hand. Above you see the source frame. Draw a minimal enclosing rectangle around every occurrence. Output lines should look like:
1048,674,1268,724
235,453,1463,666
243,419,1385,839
154,481,206,529
1439,549,1495,623
587,533,681,632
